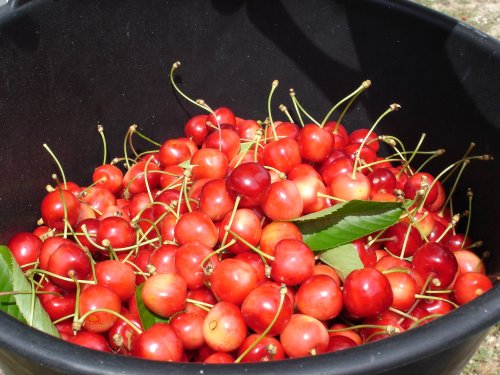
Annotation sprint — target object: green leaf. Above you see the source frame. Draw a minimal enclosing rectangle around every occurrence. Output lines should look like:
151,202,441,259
319,243,364,282
177,159,191,169
0,246,59,337
293,200,403,251
135,283,169,330
239,141,254,154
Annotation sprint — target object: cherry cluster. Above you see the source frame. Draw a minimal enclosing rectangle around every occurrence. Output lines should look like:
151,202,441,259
5,64,494,363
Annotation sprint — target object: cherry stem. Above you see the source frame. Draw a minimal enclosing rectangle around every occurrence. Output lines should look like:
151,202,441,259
435,214,460,243
279,104,294,123
439,160,469,217
180,168,193,213
414,294,459,309
388,307,418,321
185,298,214,310
122,125,136,170
220,196,241,248
409,313,443,329
234,284,287,363
71,271,81,331
320,80,371,127
289,89,320,126
43,144,67,188
462,189,473,249
76,309,143,335
95,124,108,165
289,89,305,127
224,227,274,261
352,103,400,178
267,80,280,141
199,239,237,273
441,142,476,185
132,128,162,148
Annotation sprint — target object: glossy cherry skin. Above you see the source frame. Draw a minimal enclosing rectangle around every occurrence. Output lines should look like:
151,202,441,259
95,259,136,301
367,168,397,196
298,124,334,163
403,172,439,208
219,208,262,254
348,128,379,152
7,232,42,269
170,312,206,351
262,138,302,174
412,242,458,289
96,216,136,250
184,114,209,145
38,281,76,321
159,138,192,167
174,211,218,248
41,189,81,230
47,243,92,290
92,164,124,194
203,128,241,161
79,284,122,333
202,301,247,352
383,222,423,258
262,179,304,221
241,283,293,336
131,322,184,362
259,221,303,258
149,244,178,274
453,272,493,305
280,314,330,358
67,331,111,352
175,242,218,290
207,106,236,127
122,159,161,196
342,267,393,319
326,336,358,353
190,148,228,181
210,258,259,305
108,312,143,353
225,162,271,207
330,171,371,201
454,249,486,274
295,274,343,320
271,239,315,286
39,236,74,271
141,273,187,318
386,271,417,311
199,178,235,221
236,334,285,362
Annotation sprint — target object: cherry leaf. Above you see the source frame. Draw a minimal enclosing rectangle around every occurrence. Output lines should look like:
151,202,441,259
293,200,403,251
135,283,169,330
319,243,364,282
0,246,59,337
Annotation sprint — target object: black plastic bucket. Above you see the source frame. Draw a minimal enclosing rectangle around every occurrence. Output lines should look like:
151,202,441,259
0,0,499,374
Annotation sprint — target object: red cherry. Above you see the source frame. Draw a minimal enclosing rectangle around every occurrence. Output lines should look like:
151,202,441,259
184,114,209,145
203,128,241,161
159,165,184,191
96,216,136,250
298,124,334,163
412,242,458,289
219,208,262,254
386,271,417,311
175,242,218,290
383,222,423,258
342,267,393,319
330,171,371,201
7,232,42,269
280,314,329,358
207,107,236,127
236,334,285,362
199,178,235,221
92,164,124,194
403,172,439,208
262,179,303,221
326,335,358,353
141,273,187,318
295,274,343,320
262,138,302,174
38,281,76,321
190,148,228,181
202,301,247,352
67,331,111,352
79,284,121,333
170,312,206,351
108,312,142,353
122,159,161,196
47,243,91,290
367,168,397,196
241,283,293,336
131,322,184,361
149,244,178,274
210,258,259,305
174,211,218,248
454,249,485,274
270,239,315,286
259,221,303,258
453,272,493,305
159,138,192,167
95,259,136,301
41,189,81,230
225,162,271,207
348,128,379,152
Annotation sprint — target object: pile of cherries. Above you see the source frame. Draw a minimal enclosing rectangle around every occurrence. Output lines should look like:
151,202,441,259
5,67,494,363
